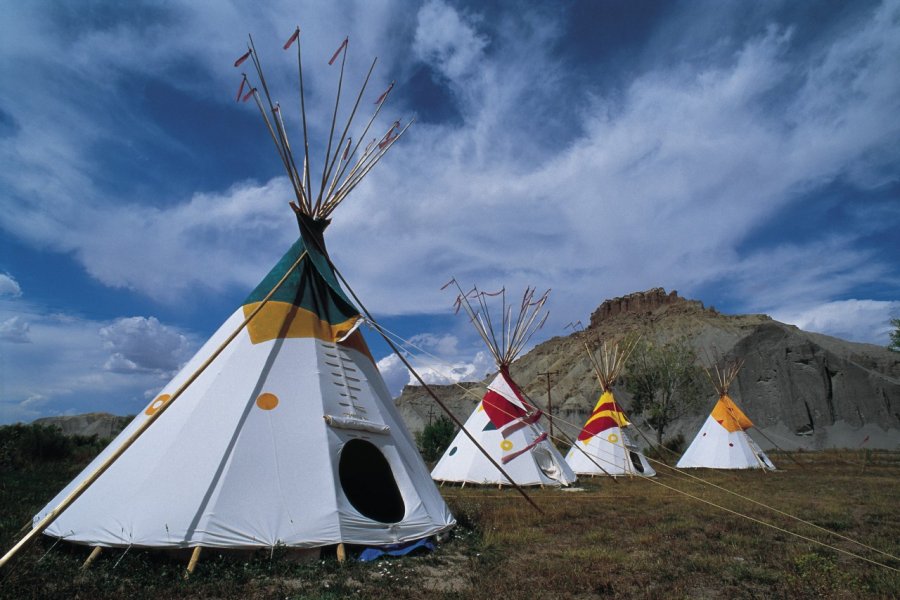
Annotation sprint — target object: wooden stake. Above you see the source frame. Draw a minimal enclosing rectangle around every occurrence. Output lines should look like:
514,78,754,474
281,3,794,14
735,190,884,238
336,543,346,564
184,546,202,579
81,546,101,570
537,370,558,438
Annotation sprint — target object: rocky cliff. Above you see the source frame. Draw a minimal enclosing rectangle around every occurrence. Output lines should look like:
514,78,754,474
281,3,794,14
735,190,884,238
395,289,900,450
33,413,130,440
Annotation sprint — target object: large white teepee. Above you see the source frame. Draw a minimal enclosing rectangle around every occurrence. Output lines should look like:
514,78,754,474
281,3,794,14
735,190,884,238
566,340,655,477
27,33,454,552
677,361,775,470
431,285,576,487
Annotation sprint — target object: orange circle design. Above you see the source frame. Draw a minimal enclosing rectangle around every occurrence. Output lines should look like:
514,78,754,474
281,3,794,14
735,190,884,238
145,394,170,416
256,393,279,411
607,433,619,444
500,439,514,451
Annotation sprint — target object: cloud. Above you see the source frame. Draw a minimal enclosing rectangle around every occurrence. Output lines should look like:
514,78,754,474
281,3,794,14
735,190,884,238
375,353,413,398
771,299,900,345
413,0,488,82
326,1,900,331
100,316,193,374
0,296,199,423
0,2,399,304
0,273,22,297
376,329,496,397
0,316,31,343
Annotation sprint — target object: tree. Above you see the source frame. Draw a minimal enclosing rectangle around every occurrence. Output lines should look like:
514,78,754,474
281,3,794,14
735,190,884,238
889,318,900,353
416,416,457,463
625,338,705,445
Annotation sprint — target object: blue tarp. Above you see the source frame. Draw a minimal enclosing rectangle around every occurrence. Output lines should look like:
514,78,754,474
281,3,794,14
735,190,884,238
357,537,435,562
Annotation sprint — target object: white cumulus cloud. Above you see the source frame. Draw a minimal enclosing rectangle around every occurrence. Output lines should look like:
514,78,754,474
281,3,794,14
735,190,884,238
0,273,22,297
413,0,488,82
0,316,31,343
772,299,900,345
100,316,193,374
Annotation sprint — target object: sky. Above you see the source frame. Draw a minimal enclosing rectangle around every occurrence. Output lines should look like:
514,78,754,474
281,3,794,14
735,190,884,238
1,0,898,424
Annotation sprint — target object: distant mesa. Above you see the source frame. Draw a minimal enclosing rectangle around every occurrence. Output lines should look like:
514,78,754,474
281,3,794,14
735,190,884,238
589,288,713,325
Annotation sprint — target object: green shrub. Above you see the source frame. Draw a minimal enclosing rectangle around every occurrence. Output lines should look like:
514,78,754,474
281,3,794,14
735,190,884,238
0,423,106,469
416,416,457,462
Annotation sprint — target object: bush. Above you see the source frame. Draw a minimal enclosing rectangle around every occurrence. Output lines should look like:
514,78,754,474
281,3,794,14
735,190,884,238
416,416,457,463
0,423,106,469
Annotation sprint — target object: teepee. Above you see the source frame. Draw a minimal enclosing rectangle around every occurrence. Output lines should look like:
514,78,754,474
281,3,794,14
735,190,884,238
12,31,454,563
677,360,775,470
566,339,655,477
431,284,576,487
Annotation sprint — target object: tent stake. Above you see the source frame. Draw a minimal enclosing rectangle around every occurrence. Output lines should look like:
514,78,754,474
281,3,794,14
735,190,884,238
184,546,202,579
81,546,102,570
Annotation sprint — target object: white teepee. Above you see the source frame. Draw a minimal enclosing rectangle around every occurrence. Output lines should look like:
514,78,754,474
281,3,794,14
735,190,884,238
431,285,576,487
565,339,655,477
25,32,454,554
677,361,775,470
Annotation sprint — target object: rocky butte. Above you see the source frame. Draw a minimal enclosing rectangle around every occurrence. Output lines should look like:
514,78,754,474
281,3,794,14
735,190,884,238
395,289,900,451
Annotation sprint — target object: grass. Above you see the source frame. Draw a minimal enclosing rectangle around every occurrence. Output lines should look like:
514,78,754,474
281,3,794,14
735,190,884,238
1,452,898,599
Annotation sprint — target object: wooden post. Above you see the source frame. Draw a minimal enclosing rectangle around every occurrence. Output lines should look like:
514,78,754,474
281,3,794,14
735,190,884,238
336,543,346,564
81,546,102,570
538,371,558,438
184,546,202,579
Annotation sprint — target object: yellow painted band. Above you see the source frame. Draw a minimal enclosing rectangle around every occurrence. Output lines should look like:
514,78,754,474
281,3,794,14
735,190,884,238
242,301,359,345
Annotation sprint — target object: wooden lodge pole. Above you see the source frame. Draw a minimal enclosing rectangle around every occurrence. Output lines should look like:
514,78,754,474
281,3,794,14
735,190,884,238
184,546,202,579
537,370,558,438
81,546,102,570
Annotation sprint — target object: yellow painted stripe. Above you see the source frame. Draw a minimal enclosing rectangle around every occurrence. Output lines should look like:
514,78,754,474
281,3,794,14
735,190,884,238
584,409,629,429
586,391,629,427
591,390,616,412
711,394,754,432
242,301,360,345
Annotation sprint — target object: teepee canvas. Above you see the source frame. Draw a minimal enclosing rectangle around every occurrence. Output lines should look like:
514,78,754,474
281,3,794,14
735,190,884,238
24,32,454,555
566,340,655,477
431,285,576,487
677,361,775,470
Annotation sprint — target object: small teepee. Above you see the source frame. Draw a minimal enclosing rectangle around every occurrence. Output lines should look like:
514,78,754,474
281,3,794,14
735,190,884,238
12,31,454,563
677,360,775,470
431,284,576,487
565,339,655,477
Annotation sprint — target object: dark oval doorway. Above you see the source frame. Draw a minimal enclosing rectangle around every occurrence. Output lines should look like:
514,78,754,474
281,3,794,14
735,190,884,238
338,439,405,523
629,450,645,474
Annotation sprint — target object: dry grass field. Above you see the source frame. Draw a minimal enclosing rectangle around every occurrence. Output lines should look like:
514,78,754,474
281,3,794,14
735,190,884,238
1,450,898,599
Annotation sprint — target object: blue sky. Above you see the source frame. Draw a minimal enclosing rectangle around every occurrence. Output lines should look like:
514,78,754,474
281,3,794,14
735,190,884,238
1,0,898,424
